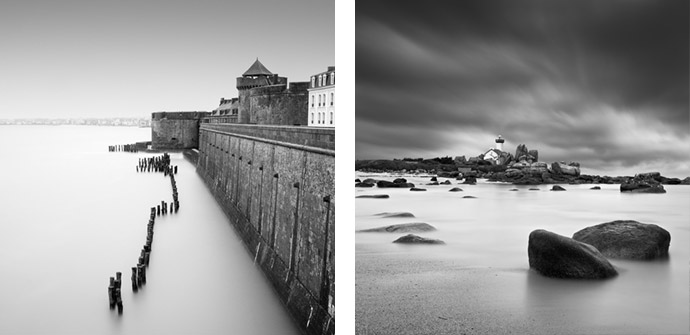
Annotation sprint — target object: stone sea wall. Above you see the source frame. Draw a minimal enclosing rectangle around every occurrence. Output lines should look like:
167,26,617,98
151,112,209,150
197,123,335,335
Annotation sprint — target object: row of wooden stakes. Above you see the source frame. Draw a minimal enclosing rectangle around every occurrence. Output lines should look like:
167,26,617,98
107,153,179,315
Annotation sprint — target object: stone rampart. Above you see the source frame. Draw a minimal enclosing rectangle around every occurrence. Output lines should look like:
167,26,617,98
151,112,208,150
196,123,335,335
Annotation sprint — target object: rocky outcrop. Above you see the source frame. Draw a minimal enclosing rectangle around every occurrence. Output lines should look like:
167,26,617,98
393,234,445,244
528,229,617,279
355,194,390,199
551,162,580,176
449,187,463,192
355,182,375,188
410,187,427,191
551,185,566,191
620,173,666,193
358,222,436,233
590,186,601,190
426,182,439,186
440,180,451,185
375,212,415,218
572,220,670,260
393,178,407,184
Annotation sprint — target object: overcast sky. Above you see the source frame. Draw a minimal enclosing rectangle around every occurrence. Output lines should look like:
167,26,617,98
0,0,333,119
356,0,689,178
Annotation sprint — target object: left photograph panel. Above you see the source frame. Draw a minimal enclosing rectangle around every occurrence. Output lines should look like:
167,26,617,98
0,0,334,334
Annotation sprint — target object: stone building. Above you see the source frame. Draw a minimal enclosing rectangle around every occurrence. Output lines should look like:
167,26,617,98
307,66,335,127
208,59,308,126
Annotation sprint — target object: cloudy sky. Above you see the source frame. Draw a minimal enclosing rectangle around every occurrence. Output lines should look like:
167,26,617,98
356,0,689,177
0,0,333,119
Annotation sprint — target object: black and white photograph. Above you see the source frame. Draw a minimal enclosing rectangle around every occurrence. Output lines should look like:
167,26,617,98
0,1,334,334
355,1,689,334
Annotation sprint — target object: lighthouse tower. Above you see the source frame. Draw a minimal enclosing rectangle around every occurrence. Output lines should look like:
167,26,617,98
495,135,505,151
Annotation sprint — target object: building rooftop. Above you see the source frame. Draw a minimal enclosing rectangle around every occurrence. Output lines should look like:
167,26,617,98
242,58,273,77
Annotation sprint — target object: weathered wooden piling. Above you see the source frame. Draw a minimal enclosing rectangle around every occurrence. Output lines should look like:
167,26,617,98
137,264,146,284
108,277,115,309
115,288,123,314
131,267,139,291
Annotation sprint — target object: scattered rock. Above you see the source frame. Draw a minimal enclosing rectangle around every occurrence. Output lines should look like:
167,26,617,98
393,234,445,244
430,177,438,182
449,187,463,192
462,176,477,185
551,185,566,191
358,222,436,233
509,189,519,191
437,171,460,178
410,187,427,191
362,178,377,185
462,195,477,199
355,194,389,199
529,188,540,191
572,220,670,260
377,180,415,188
355,178,361,183
440,180,451,185
393,178,408,184
426,182,439,185
355,182,374,188
375,212,415,218
528,229,617,279
590,186,601,190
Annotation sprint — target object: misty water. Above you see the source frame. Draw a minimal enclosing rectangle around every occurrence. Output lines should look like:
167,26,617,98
356,173,689,335
0,126,299,335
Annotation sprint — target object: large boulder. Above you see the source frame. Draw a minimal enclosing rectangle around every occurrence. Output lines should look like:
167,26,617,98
528,229,618,279
437,170,460,178
358,222,436,233
528,149,539,162
515,144,529,162
620,181,666,193
355,182,375,188
375,212,415,218
393,234,445,244
497,151,514,166
572,220,670,260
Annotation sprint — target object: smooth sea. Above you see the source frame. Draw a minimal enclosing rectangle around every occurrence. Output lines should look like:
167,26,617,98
356,172,689,335
0,125,298,335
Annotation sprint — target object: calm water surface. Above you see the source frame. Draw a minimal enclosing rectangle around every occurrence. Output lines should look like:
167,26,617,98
356,172,689,334
0,126,299,335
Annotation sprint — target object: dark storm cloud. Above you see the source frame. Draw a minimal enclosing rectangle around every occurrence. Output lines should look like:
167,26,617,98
356,0,689,176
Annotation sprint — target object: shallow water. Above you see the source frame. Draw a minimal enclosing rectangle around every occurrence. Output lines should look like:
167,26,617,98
356,173,689,334
0,126,299,335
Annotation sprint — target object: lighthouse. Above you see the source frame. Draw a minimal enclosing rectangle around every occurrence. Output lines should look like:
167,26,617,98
495,135,505,151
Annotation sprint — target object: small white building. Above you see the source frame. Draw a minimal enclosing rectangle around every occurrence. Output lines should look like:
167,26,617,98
308,66,335,127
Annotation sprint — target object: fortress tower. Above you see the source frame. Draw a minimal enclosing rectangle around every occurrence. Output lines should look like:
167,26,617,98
495,135,505,151
236,58,288,124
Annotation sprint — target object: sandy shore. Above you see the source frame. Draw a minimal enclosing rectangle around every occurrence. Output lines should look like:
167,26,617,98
355,250,686,335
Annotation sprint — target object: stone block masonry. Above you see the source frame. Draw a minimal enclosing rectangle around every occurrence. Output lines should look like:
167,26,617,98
196,123,335,335
151,112,209,150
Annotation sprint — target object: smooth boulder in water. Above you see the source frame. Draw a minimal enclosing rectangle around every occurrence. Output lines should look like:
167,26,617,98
448,187,463,192
375,212,415,218
528,229,617,279
358,222,436,233
355,194,390,199
551,185,566,191
393,234,445,244
572,220,670,260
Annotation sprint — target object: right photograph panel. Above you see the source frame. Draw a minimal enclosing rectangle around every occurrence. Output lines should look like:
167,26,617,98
355,1,690,334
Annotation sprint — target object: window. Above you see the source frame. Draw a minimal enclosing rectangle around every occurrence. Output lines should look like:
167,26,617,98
311,76,315,87
331,92,334,106
330,73,334,85
311,95,314,107
318,95,321,107
330,112,333,124
311,113,314,124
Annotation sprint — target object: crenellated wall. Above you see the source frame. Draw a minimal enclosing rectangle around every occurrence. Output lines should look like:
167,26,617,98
196,123,335,335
